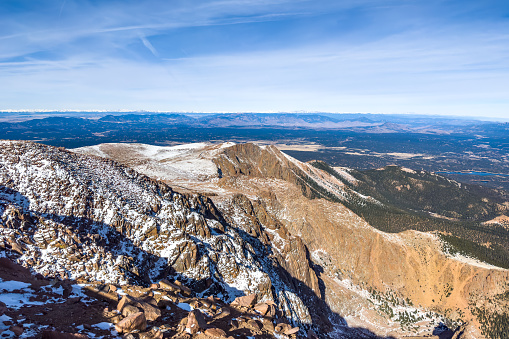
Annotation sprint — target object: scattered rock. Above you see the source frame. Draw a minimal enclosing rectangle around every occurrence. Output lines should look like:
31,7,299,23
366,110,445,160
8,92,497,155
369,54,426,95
133,299,161,321
117,295,133,312
285,326,300,335
261,318,275,332
159,279,181,292
84,285,119,303
214,307,231,319
122,305,141,318
254,302,275,317
275,322,299,335
186,309,207,334
10,325,24,336
174,280,192,296
177,317,188,333
10,241,25,255
231,294,257,307
115,312,147,334
246,319,262,331
204,328,227,338
139,327,164,339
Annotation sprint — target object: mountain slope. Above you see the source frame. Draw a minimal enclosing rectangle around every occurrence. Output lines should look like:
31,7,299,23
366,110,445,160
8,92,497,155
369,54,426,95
0,140,333,333
73,141,509,338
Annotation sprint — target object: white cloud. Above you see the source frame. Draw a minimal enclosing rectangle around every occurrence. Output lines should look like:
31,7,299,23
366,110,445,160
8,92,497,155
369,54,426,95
0,0,508,118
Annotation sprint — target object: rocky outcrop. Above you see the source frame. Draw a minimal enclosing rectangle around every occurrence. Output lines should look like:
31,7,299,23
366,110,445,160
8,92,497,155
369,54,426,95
0,140,326,332
213,143,347,201
0,256,308,339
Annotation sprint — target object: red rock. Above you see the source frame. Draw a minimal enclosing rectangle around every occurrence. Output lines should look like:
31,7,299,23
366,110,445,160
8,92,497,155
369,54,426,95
204,328,227,338
117,295,132,312
231,293,257,307
174,280,192,296
159,279,180,292
133,300,161,321
10,325,24,336
253,302,269,315
121,305,140,317
114,312,147,333
247,319,262,331
186,310,207,334
42,331,89,339
284,326,300,335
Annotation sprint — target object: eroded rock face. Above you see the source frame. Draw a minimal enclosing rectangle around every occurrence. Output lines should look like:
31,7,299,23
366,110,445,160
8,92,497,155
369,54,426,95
0,141,326,330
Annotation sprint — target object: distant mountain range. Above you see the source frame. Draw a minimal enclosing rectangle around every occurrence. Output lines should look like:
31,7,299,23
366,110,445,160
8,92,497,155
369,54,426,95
1,112,508,147
1,111,507,131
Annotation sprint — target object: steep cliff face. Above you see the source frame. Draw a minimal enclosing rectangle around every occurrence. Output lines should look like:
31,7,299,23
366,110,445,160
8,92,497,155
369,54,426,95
71,141,509,338
213,143,350,201
0,140,328,331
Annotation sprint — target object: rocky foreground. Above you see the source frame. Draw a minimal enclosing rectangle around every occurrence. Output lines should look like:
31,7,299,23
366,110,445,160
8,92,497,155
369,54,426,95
1,255,304,339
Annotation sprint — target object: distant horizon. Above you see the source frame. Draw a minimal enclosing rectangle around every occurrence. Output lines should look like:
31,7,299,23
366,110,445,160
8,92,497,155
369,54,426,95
0,109,507,122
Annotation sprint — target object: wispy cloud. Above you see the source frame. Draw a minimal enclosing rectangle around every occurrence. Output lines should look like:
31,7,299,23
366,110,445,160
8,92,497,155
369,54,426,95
138,33,159,58
1,0,508,117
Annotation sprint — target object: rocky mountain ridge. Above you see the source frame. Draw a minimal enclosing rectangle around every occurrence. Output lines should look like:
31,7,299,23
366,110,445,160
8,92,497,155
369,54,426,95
0,140,336,337
1,140,509,338
73,141,509,338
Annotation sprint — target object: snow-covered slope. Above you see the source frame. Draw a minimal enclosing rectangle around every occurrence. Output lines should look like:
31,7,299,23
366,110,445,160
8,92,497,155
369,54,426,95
0,140,326,330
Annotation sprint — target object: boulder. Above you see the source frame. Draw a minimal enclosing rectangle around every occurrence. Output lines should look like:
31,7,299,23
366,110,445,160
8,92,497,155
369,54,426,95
285,327,300,335
231,294,257,307
159,279,181,292
122,305,141,318
115,312,147,333
139,328,164,339
10,240,25,255
246,319,262,331
84,285,119,303
261,318,275,332
275,322,299,335
174,280,192,296
204,328,227,338
186,309,207,334
133,299,161,321
214,307,230,319
117,295,133,312
254,302,275,317
10,325,24,336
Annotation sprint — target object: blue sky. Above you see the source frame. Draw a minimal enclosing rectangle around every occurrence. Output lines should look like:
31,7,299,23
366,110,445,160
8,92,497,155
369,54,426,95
1,0,508,118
